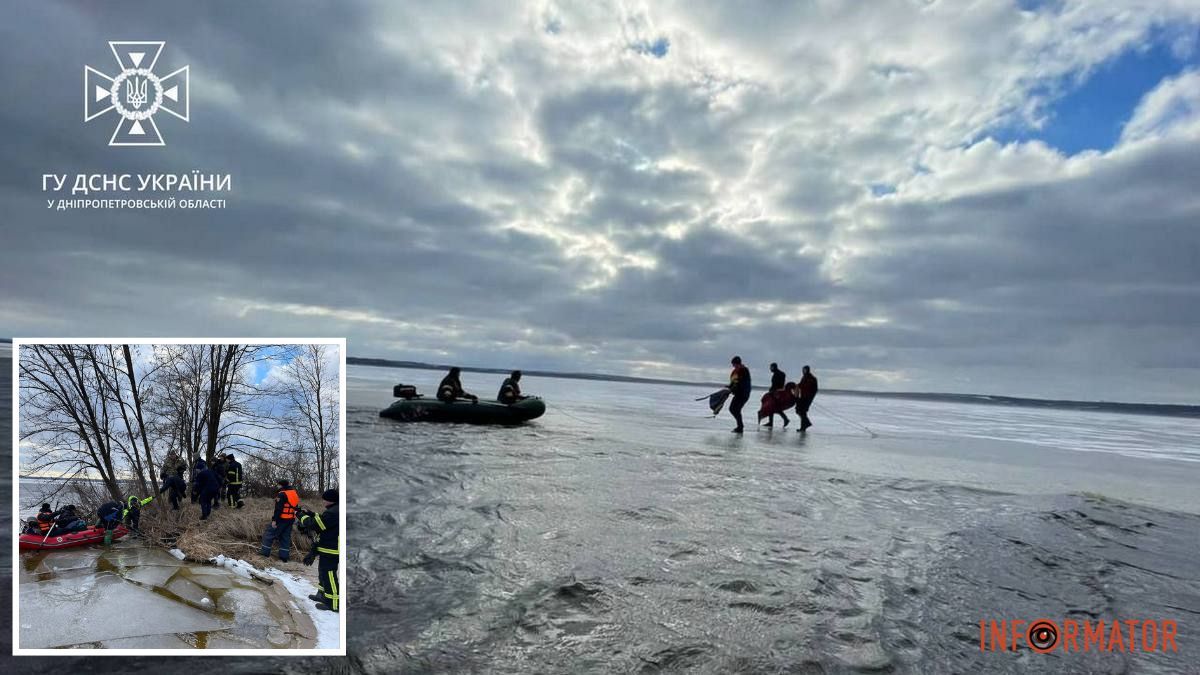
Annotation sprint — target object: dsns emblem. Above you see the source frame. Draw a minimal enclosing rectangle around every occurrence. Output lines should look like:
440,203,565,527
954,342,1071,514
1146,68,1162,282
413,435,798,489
84,41,189,146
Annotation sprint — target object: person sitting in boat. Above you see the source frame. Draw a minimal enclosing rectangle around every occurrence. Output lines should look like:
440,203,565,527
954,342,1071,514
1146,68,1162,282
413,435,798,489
23,518,41,535
437,367,478,403
54,504,89,533
97,501,123,531
36,503,56,533
497,370,528,405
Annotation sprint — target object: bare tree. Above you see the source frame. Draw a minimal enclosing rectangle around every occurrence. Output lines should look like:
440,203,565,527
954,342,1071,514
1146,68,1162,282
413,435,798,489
20,345,124,500
277,345,340,492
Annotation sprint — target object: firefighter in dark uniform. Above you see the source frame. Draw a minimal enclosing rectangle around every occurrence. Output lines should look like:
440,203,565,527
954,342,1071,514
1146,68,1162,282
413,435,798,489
225,453,245,508
301,489,340,612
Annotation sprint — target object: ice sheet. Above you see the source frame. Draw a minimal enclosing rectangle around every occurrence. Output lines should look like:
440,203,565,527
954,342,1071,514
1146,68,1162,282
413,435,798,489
19,573,229,648
187,571,233,590
100,547,185,569
123,565,179,588
165,576,216,611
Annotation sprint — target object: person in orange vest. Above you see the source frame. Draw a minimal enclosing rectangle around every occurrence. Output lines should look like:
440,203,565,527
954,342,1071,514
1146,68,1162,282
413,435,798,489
36,503,55,534
260,479,300,562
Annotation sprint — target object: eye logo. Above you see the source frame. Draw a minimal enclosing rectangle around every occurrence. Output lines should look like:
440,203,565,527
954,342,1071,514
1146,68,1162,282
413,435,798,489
1028,619,1059,653
84,41,189,146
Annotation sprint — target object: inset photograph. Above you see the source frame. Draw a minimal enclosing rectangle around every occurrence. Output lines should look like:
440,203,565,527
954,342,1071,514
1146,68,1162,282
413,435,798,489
14,339,345,654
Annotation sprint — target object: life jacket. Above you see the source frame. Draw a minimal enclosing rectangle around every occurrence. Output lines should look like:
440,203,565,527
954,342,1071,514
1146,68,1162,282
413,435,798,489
36,512,54,533
279,489,300,520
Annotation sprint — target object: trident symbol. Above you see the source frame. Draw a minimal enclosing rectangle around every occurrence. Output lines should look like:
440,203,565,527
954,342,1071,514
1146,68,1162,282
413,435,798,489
126,76,148,109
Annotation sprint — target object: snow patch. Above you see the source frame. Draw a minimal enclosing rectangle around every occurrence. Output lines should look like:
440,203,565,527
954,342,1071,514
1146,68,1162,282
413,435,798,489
211,555,340,649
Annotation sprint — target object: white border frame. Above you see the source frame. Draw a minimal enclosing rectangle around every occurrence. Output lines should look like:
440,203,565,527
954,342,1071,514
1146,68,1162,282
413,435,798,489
12,337,348,656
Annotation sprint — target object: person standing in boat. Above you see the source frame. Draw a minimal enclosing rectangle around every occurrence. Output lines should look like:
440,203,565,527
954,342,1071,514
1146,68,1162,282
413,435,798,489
497,370,528,405
728,356,752,433
437,367,478,403
764,362,790,428
796,365,819,432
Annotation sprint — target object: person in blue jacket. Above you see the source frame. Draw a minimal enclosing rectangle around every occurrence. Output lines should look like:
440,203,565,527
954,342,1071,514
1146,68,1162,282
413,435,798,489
192,459,221,520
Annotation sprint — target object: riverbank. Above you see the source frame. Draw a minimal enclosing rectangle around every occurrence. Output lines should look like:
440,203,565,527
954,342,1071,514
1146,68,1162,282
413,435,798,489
17,490,340,650
141,496,340,648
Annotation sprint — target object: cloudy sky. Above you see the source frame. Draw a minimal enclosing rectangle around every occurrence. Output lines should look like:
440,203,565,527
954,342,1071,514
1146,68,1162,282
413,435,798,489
2,1,1199,402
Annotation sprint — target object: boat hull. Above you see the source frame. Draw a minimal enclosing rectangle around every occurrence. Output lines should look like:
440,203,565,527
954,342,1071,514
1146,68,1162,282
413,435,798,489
380,397,546,425
19,525,128,551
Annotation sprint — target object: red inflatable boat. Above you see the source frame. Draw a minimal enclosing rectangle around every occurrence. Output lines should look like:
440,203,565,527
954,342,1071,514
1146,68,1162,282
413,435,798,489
19,525,128,551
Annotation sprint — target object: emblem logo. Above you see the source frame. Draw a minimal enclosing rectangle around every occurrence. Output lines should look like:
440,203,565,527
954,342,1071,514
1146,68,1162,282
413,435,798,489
84,41,189,146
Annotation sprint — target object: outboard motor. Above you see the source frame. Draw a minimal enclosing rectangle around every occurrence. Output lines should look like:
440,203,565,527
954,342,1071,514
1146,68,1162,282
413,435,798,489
393,384,419,399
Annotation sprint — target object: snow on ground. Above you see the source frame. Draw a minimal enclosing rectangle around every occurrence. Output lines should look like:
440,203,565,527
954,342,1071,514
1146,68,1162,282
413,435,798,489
212,554,341,649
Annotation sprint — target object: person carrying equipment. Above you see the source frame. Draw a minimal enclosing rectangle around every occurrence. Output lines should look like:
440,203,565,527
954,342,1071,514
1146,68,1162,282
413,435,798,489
300,488,340,612
796,365,819,432
764,362,790,428
260,479,300,562
437,367,478,403
728,356,752,433
497,370,528,405
225,453,245,508
192,459,221,520
122,495,153,532
160,465,188,510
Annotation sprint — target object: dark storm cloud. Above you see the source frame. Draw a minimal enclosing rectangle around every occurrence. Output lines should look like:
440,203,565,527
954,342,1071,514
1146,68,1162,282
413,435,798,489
2,1,1199,402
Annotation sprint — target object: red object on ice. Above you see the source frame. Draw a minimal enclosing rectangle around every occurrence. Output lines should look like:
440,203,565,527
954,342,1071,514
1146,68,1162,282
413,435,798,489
758,387,796,420
19,525,128,551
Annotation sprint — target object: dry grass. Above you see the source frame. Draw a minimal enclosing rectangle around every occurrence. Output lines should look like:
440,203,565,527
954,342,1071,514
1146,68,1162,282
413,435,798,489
139,497,317,575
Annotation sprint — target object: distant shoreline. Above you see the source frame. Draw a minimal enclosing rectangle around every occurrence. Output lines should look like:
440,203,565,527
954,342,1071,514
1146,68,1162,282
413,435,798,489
348,356,1200,419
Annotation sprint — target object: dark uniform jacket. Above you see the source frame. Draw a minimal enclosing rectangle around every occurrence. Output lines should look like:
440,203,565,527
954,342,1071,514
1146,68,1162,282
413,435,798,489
193,463,220,496
160,473,187,497
226,460,243,485
798,373,819,404
497,377,522,404
770,369,786,391
300,504,340,556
